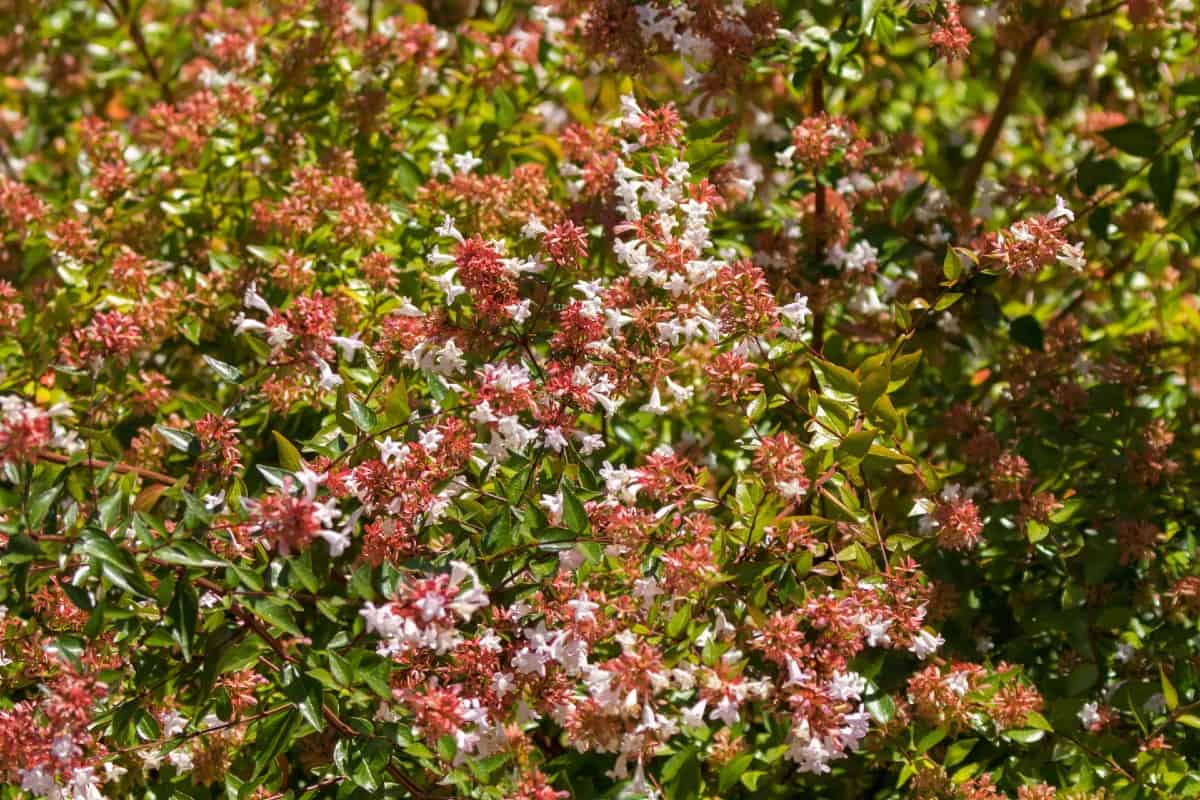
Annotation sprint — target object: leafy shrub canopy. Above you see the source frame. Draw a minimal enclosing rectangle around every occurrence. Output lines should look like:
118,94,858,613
0,1,1199,799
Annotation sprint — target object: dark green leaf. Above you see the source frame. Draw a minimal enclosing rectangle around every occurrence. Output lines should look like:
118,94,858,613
890,182,927,225
76,531,153,598
167,578,199,661
561,484,588,534
1077,158,1124,194
837,430,876,467
1100,122,1161,158
250,708,301,779
1010,314,1044,351
1149,155,1180,215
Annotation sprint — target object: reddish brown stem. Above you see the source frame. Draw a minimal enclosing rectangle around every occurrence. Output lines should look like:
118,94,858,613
101,0,174,103
955,32,1041,208
809,69,827,358
34,448,177,485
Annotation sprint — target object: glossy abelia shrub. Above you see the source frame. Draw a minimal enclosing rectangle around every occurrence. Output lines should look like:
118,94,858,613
1,1,1199,799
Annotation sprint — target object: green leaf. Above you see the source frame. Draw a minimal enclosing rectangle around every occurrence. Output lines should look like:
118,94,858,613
887,350,922,391
437,734,457,762
97,490,124,530
663,746,701,800
1077,158,1124,194
493,88,517,128
1067,662,1099,695
1010,315,1044,351
484,510,514,552
1149,155,1180,215
867,443,910,465
257,464,291,488
857,362,890,411
250,708,301,779
812,359,860,397
155,540,229,569
203,355,243,383
247,244,282,263
29,485,62,527
746,392,767,422
384,374,411,423
934,292,963,311
942,248,963,282
1005,728,1046,744
167,578,198,662
915,726,948,754
1024,711,1054,731
686,115,733,141
394,155,422,197
1176,77,1200,95
718,754,754,792
891,182,927,225
1100,122,1162,158
248,598,304,637
76,531,153,598
288,553,320,594
837,430,876,467
272,431,305,472
157,426,195,452
866,691,896,725
667,602,692,638
1161,666,1179,711
348,396,377,433
561,484,588,534
282,664,326,732
359,653,393,698
944,738,977,767
860,0,881,31
329,651,353,687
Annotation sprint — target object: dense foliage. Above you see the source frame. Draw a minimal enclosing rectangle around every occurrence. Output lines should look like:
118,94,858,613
1,1,1199,798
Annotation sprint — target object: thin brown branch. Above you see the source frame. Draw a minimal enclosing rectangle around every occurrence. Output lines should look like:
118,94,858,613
808,69,827,358
1062,1,1127,25
955,31,1042,208
34,448,177,485
262,776,344,800
115,703,291,753
101,0,174,103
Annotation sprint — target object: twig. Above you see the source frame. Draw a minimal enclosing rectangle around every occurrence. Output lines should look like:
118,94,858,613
262,776,344,800
34,448,177,485
115,703,291,753
1062,1,1127,25
956,31,1042,208
101,0,174,103
808,69,827,358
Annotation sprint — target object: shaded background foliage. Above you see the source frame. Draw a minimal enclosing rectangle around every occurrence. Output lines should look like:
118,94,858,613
0,1,1199,799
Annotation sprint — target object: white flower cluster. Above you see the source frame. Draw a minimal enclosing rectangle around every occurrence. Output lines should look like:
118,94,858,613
20,765,108,800
360,562,489,656
785,671,871,775
0,395,80,458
